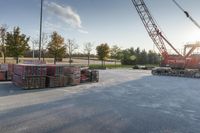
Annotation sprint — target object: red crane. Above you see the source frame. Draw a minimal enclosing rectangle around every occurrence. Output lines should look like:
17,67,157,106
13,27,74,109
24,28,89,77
131,0,200,77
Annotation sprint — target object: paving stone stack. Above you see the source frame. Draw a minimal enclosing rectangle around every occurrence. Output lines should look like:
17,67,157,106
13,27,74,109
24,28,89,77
80,69,99,83
90,70,99,82
46,76,69,88
0,70,7,81
12,64,47,89
11,64,97,89
0,64,14,80
46,65,68,88
64,66,81,86
80,69,91,83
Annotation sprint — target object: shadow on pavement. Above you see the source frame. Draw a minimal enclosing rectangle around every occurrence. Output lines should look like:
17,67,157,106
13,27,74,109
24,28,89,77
0,75,200,133
0,82,50,97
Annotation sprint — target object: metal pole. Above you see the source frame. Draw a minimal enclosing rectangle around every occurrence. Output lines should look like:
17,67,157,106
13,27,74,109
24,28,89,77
33,42,35,59
39,0,43,60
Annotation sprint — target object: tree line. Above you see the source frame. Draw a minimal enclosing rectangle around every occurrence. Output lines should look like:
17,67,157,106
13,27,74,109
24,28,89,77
96,44,161,66
0,25,161,65
0,26,78,64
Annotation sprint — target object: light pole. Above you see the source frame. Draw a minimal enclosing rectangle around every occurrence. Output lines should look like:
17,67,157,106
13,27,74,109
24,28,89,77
32,42,35,59
39,0,43,60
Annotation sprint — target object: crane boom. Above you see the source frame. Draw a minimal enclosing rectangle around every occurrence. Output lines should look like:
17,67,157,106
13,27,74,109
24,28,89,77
131,0,182,59
172,0,200,29
132,0,200,77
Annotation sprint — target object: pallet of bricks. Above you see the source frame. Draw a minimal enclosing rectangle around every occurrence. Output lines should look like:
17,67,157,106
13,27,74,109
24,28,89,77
90,70,99,82
80,68,99,83
12,64,46,89
0,64,14,81
64,66,81,86
46,65,68,88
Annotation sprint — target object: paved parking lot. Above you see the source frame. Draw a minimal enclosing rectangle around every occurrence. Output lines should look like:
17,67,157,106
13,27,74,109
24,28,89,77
0,69,200,133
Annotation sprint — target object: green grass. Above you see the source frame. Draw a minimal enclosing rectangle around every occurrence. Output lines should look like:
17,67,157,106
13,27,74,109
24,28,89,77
89,64,159,69
89,64,132,69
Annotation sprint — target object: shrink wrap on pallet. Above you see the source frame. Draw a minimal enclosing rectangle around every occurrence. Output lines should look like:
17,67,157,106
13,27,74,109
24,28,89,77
64,66,80,75
0,64,14,80
67,74,80,86
13,64,46,77
46,76,68,88
80,69,99,83
46,65,64,76
0,70,6,81
12,64,47,89
12,75,46,89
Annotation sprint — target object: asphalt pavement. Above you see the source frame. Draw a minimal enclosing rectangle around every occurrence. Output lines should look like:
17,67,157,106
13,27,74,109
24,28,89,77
0,69,200,133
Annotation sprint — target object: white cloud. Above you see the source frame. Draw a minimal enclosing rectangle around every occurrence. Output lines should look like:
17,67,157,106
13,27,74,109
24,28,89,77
78,29,89,34
46,2,83,29
44,21,62,31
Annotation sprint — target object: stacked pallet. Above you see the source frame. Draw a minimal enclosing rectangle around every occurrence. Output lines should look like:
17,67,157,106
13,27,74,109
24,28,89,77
80,69,99,83
90,70,99,82
46,76,69,88
46,65,64,76
12,64,46,89
80,69,91,83
46,65,68,88
64,66,81,85
0,64,14,80
11,63,98,89
0,70,6,81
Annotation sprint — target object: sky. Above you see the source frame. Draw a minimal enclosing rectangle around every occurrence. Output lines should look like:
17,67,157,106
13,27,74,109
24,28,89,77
0,0,200,54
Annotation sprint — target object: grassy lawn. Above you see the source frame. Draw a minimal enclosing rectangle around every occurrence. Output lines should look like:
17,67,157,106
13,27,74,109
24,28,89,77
89,64,133,69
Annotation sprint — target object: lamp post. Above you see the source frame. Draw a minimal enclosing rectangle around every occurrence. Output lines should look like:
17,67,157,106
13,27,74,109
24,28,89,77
32,42,35,59
39,0,43,60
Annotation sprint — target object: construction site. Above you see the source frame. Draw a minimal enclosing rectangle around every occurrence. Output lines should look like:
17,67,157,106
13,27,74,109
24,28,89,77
0,0,200,133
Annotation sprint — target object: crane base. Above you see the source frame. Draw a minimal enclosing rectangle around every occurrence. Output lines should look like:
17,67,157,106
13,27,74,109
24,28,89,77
152,67,200,78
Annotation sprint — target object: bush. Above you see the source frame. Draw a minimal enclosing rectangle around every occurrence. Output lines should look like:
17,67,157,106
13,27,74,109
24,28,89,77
89,64,106,69
89,64,132,69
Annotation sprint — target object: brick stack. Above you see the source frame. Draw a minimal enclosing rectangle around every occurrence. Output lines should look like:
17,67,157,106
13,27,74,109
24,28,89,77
0,70,6,81
10,63,98,89
46,65,64,76
46,65,68,88
80,69,91,83
0,64,14,80
46,76,69,88
80,69,99,83
64,66,81,85
90,70,99,82
12,64,47,89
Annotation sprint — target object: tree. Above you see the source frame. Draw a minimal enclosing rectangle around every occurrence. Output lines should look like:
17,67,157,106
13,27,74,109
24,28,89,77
6,27,30,64
31,33,49,60
147,50,161,65
66,39,78,65
84,42,93,66
41,33,49,61
121,49,136,65
140,49,148,65
31,39,39,58
0,24,8,63
110,45,122,67
47,32,66,64
135,47,141,64
96,43,110,67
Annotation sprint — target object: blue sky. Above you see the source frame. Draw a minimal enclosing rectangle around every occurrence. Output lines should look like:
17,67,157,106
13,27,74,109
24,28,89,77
0,0,200,53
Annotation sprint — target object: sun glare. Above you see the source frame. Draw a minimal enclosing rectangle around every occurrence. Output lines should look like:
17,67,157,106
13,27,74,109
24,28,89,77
186,30,200,43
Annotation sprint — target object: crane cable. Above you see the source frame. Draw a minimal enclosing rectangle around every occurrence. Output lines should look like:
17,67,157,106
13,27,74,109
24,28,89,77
172,0,200,29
